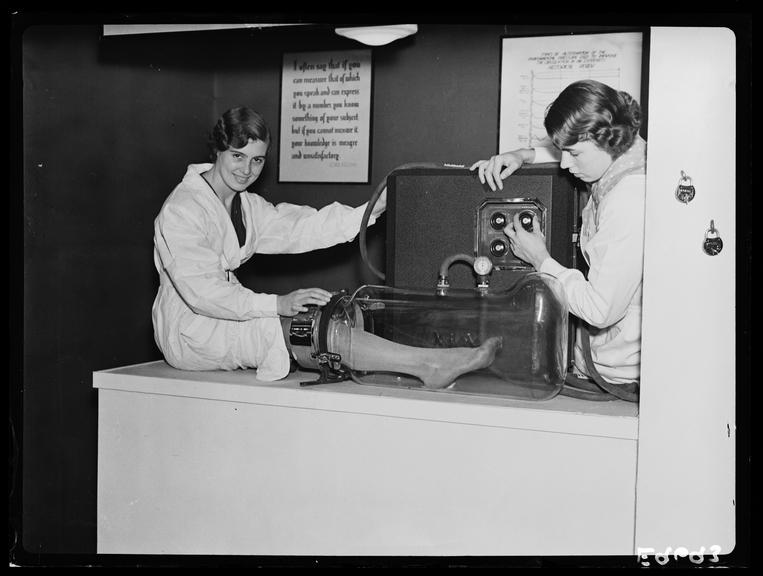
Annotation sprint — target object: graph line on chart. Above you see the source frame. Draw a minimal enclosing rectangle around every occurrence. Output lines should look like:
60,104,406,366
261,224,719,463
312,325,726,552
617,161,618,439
517,68,623,148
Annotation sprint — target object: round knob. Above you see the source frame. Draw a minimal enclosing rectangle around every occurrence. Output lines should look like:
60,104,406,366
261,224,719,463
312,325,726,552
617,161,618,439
519,211,534,232
490,239,508,257
489,212,507,230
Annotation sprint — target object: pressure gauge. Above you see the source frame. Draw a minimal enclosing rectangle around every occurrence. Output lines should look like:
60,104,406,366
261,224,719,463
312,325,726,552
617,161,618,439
473,256,493,276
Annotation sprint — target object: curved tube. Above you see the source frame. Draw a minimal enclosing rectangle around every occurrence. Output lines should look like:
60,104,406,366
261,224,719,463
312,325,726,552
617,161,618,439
438,253,476,281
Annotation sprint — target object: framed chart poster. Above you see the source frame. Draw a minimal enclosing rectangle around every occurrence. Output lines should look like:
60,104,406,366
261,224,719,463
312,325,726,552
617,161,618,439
279,49,372,183
499,31,643,153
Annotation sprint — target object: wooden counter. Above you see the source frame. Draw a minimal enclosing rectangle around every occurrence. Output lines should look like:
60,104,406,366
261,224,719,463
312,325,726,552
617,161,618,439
95,360,638,556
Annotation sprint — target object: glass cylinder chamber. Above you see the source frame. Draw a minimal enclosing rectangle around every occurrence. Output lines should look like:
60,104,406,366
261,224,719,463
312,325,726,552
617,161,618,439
325,273,569,401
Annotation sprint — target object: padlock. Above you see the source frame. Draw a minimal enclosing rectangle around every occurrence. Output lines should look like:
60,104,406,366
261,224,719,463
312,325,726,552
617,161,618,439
703,220,723,256
676,171,696,204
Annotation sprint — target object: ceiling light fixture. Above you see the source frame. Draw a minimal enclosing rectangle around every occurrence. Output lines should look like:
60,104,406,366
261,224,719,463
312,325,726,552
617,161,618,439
334,24,417,46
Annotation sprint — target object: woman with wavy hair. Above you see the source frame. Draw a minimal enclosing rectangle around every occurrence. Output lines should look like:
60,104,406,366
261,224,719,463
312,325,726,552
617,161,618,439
471,80,646,389
152,107,500,387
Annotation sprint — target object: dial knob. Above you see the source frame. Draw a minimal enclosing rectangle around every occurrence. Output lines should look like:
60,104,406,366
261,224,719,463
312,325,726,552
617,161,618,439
519,211,534,232
490,212,508,230
490,239,508,257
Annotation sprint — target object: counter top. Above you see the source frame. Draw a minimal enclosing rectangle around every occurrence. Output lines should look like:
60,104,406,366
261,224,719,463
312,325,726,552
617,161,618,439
94,360,638,440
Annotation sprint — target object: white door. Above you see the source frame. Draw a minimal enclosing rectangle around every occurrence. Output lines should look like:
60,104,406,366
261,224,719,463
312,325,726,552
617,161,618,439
636,26,736,560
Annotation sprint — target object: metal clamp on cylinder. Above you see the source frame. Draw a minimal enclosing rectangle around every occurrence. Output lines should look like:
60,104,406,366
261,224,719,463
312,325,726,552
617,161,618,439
289,291,352,386
310,351,344,372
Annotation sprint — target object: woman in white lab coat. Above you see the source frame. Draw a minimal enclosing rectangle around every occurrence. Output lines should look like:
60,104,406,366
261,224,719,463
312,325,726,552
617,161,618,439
471,80,646,387
153,107,500,386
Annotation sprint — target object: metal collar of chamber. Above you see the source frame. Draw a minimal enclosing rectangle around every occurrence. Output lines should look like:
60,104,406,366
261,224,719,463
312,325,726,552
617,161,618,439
289,291,351,386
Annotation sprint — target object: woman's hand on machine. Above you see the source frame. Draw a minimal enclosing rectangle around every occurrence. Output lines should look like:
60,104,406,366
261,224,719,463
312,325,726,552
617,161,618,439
470,150,529,192
504,213,549,270
277,288,333,316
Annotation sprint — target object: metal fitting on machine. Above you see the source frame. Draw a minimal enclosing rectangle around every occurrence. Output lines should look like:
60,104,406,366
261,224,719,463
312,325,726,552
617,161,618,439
436,253,493,295
435,274,451,296
289,291,352,386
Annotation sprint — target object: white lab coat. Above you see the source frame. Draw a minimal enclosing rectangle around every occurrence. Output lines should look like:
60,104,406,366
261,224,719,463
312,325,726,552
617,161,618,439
152,163,385,381
539,173,646,383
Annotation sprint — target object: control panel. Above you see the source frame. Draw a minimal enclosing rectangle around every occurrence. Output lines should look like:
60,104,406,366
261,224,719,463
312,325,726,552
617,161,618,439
476,199,547,270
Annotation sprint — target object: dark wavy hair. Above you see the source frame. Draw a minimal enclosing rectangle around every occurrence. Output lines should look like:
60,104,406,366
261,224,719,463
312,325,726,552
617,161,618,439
544,80,641,159
208,107,271,160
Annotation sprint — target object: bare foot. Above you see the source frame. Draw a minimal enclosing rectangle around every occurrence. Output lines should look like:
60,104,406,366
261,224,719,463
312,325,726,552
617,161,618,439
420,336,503,389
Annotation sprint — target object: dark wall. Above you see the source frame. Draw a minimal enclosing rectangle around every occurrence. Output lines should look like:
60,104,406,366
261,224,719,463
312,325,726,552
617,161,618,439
215,24,508,294
21,24,217,554
19,23,506,554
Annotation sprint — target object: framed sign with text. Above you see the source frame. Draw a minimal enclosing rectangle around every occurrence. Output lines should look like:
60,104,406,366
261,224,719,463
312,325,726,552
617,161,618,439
499,31,643,153
279,49,372,183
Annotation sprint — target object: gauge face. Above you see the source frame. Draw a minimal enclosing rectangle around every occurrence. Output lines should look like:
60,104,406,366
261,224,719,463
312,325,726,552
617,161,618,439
473,256,493,275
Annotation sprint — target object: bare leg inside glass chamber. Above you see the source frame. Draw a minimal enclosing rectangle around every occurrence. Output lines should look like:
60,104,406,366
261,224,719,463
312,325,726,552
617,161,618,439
328,325,503,390
280,315,502,389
